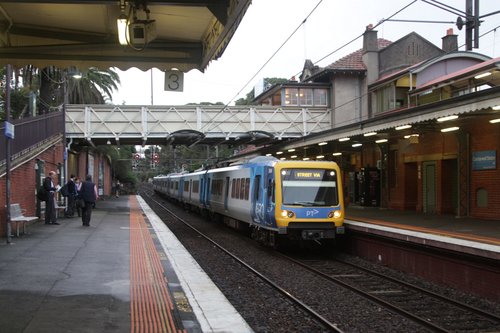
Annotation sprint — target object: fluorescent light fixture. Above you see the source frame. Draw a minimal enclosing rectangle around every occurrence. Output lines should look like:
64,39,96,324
303,157,310,161
352,143,362,147
117,14,128,45
332,152,342,156
396,125,412,130
404,134,419,139
288,148,295,152
474,72,491,79
280,157,286,160
364,132,377,137
441,127,459,132
276,151,283,155
376,139,388,143
492,105,500,111
265,153,272,156
437,115,458,122
489,118,500,124
318,142,327,146
316,155,325,159
290,155,297,158
339,137,350,142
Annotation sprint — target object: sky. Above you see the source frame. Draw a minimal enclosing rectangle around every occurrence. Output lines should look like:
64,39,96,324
111,0,500,106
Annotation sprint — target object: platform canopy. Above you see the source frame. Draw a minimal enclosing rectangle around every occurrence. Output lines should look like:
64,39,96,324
0,0,251,72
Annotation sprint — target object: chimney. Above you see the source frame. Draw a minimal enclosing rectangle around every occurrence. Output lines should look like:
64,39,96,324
363,24,378,53
362,24,379,84
442,28,458,53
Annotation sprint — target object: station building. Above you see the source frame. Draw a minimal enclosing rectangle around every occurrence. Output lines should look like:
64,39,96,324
253,26,500,220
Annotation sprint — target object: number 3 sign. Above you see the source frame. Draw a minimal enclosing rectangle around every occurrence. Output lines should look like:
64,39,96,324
164,70,184,92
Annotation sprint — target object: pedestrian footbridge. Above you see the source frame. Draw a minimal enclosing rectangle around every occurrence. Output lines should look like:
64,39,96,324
65,104,332,147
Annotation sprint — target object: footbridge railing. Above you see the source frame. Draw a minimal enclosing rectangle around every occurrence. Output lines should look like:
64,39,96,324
65,105,332,146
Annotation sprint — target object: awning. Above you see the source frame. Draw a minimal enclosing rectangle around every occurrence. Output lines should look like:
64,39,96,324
0,0,251,72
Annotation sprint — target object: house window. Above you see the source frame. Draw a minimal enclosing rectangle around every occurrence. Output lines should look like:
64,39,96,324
284,88,328,107
284,88,299,106
314,89,328,106
299,88,313,106
376,83,396,113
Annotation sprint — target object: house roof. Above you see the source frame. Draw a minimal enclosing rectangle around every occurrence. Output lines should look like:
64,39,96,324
325,38,392,71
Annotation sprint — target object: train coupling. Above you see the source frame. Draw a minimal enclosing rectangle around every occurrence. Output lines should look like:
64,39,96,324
301,229,335,240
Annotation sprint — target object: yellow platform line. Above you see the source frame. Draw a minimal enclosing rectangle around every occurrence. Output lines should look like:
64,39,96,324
129,196,186,333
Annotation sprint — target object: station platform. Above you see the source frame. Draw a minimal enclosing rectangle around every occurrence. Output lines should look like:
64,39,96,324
345,205,500,260
0,195,252,333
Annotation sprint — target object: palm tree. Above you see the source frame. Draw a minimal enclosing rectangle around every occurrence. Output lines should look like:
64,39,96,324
67,67,120,104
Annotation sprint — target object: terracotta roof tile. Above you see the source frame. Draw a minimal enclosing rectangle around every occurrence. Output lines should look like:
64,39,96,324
327,38,392,71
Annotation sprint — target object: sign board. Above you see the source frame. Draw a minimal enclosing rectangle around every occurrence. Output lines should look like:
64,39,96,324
472,150,496,170
164,70,184,92
4,121,14,139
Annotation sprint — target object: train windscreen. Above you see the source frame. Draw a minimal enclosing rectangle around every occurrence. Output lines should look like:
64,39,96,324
281,169,338,206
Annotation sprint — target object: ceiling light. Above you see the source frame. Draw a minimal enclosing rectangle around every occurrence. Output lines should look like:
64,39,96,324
290,155,297,158
332,152,342,156
396,125,412,130
441,127,459,132
352,143,362,147
364,132,377,137
404,134,419,139
276,151,283,155
280,157,286,160
117,14,129,46
318,142,327,146
376,139,388,143
489,118,500,124
288,148,295,152
339,137,350,142
492,105,500,111
437,115,458,122
474,72,491,79
303,157,310,161
316,155,325,159
266,153,272,156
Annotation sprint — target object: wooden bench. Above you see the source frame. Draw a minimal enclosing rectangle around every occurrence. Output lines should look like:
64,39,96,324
10,203,38,237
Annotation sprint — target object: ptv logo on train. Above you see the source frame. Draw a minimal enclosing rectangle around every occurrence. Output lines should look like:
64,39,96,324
306,209,319,217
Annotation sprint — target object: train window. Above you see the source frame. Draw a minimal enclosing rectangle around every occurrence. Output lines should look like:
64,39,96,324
193,180,199,193
253,175,261,201
231,179,236,198
184,181,189,192
240,178,245,199
174,182,178,190
281,169,338,206
268,179,275,203
245,178,250,200
235,178,240,199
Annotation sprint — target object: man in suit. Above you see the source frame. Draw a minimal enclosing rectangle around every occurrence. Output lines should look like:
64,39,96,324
43,170,59,225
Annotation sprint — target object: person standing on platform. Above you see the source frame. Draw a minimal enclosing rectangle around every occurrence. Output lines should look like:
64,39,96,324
64,174,77,217
79,174,98,226
43,170,60,225
75,177,82,217
115,179,121,198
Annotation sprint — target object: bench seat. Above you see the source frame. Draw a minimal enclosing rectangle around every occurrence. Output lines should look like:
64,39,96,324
10,203,39,237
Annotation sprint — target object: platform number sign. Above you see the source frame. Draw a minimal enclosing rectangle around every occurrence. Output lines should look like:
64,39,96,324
164,70,184,92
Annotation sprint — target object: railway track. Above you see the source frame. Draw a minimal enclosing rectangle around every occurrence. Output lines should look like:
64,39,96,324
279,252,500,332
140,186,500,332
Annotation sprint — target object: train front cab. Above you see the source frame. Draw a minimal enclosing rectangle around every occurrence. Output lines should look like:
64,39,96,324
273,161,345,241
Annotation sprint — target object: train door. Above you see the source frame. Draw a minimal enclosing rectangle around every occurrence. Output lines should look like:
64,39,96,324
423,161,436,214
264,167,275,226
251,174,264,224
205,177,211,208
224,176,230,211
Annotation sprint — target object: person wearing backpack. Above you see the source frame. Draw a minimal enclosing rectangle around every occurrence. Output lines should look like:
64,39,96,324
43,171,59,225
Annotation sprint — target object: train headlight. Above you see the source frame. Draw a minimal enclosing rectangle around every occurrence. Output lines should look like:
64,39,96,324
328,211,341,219
281,210,295,218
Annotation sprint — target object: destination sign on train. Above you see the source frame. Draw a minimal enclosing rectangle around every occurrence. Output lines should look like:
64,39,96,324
293,171,324,179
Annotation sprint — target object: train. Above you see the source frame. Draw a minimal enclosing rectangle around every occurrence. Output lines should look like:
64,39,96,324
153,156,345,246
